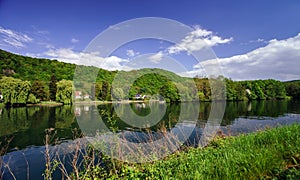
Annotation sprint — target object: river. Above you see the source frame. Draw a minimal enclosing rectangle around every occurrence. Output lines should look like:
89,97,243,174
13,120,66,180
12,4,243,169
1,99,300,179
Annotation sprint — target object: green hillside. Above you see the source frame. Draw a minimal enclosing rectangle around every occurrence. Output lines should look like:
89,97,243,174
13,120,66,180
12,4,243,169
284,80,300,99
0,48,299,106
0,49,118,83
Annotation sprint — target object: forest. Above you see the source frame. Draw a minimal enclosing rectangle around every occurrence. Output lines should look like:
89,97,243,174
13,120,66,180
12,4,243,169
0,49,300,106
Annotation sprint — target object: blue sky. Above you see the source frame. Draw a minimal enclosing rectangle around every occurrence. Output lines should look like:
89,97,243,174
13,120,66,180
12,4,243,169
1,0,300,80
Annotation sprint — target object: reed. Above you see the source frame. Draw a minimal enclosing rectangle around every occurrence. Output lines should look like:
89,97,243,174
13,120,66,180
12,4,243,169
2,123,300,179
106,124,300,179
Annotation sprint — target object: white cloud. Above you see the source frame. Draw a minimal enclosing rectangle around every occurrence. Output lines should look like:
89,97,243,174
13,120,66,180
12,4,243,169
0,26,33,48
126,49,139,57
44,48,129,71
241,38,267,45
256,38,265,43
71,38,79,43
194,33,300,81
168,26,232,54
148,51,163,63
37,30,50,35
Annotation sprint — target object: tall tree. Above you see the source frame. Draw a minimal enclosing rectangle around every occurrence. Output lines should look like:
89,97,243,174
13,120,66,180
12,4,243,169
49,75,58,101
56,79,73,105
99,81,110,101
159,81,179,103
0,77,31,105
285,81,300,98
31,80,48,101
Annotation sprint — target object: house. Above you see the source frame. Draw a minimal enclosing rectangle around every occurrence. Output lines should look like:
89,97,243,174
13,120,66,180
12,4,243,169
133,94,146,100
0,92,3,103
83,94,90,100
75,91,82,99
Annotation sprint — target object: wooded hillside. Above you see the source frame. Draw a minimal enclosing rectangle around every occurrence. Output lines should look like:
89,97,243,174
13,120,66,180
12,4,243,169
0,49,299,106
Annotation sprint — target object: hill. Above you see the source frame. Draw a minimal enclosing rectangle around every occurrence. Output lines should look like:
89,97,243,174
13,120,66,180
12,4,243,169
0,48,299,105
0,49,116,83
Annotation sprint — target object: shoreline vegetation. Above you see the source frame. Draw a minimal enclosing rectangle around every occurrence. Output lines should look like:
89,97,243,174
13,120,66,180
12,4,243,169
26,101,63,107
2,122,299,179
27,124,300,179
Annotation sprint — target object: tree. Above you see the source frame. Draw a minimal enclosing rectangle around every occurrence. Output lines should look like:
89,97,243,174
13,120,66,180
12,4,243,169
111,87,124,100
31,80,48,101
56,80,73,104
99,81,110,101
49,75,58,101
94,83,101,100
159,81,179,103
0,77,31,105
235,82,247,101
27,93,39,104
252,82,265,100
194,78,211,101
285,81,300,98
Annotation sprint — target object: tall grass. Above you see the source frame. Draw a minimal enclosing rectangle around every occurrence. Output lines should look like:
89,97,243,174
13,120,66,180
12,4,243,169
0,137,15,180
107,124,300,179
44,123,300,179
3,123,300,179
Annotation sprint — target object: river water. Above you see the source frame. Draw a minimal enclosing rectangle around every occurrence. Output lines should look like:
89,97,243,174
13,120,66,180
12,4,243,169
1,100,300,179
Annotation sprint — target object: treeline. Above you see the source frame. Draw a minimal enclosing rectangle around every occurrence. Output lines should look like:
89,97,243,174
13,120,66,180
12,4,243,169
224,78,287,101
0,74,295,106
0,76,73,106
284,80,300,99
0,49,75,81
0,49,116,84
1,49,300,106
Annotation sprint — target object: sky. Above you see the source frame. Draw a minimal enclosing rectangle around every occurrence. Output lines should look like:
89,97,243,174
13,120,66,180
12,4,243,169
0,0,300,81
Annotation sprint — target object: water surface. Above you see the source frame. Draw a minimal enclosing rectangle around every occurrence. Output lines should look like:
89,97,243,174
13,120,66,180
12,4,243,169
1,100,300,179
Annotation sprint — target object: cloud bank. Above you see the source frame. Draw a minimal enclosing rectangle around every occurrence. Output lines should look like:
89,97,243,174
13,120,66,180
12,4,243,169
168,26,233,54
196,33,300,81
44,48,129,71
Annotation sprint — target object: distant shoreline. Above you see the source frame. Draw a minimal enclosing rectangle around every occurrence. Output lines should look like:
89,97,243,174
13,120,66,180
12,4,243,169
74,99,161,105
26,102,63,107
23,100,161,107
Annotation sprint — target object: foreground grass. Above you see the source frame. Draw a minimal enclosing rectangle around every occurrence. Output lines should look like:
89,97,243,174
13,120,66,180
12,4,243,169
88,124,300,180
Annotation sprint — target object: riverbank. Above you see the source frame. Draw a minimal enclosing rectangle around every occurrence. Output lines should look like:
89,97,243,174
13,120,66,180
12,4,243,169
80,124,300,179
24,99,159,107
26,101,63,107
74,99,146,104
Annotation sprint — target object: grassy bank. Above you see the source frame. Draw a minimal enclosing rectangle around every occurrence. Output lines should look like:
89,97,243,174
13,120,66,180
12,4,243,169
80,124,300,179
26,101,63,107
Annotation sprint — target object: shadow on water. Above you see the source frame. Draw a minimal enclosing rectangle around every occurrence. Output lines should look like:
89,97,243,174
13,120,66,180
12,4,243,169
1,99,300,179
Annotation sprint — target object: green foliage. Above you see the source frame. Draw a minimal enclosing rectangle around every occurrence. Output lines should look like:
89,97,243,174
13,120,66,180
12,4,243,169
263,79,286,99
101,124,300,179
285,80,300,99
56,80,73,105
70,124,300,179
129,73,169,97
0,49,75,81
0,48,297,103
98,81,111,101
27,93,39,104
224,78,288,101
94,83,101,100
159,81,179,103
49,75,57,101
111,87,125,100
194,78,211,101
0,49,116,88
0,76,31,105
31,80,48,101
